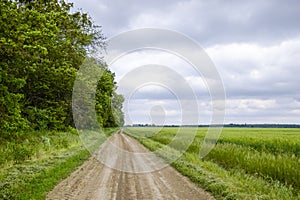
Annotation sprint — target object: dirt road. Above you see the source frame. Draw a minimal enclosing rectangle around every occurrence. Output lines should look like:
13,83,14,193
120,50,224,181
46,131,214,200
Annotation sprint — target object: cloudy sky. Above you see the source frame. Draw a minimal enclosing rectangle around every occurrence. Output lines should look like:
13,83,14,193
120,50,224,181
71,0,300,125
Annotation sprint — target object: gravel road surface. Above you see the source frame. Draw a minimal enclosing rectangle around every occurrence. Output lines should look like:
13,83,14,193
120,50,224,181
46,131,214,200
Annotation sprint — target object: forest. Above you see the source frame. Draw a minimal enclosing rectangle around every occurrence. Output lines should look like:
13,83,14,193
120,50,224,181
0,0,124,138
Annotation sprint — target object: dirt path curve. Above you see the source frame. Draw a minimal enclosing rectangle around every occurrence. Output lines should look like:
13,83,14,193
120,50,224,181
46,131,215,200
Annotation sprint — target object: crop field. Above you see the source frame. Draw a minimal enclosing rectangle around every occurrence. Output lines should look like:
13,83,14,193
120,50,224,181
125,127,300,200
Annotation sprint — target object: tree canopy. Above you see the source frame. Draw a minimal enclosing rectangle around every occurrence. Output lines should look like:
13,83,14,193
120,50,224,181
0,0,124,137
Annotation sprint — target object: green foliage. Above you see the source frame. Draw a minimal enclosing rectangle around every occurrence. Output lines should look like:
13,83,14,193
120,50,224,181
95,70,124,128
73,57,124,129
0,0,124,135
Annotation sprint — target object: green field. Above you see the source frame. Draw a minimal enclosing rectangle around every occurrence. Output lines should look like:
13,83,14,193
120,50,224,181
125,127,300,200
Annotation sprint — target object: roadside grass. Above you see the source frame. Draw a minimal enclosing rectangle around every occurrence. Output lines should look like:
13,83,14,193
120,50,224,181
125,127,300,200
0,128,117,200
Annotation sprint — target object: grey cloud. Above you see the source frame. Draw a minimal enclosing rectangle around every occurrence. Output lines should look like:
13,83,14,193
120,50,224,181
172,0,300,46
72,0,181,36
207,39,300,99
73,0,300,46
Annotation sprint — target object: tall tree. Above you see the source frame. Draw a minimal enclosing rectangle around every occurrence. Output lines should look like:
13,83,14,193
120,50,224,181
0,0,123,135
95,69,124,127
0,0,29,134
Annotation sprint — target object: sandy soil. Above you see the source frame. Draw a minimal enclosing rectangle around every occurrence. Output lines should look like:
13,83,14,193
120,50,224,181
46,131,215,200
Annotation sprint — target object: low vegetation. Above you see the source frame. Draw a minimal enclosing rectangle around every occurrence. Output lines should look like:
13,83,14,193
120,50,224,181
125,127,300,200
0,128,117,199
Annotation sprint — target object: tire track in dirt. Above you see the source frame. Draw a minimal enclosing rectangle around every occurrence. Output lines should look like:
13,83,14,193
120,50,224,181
46,131,215,200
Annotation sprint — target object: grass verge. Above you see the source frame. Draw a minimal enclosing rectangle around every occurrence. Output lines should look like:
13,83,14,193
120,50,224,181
0,128,118,200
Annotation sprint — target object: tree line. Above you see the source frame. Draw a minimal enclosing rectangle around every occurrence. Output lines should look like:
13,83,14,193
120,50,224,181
0,0,124,138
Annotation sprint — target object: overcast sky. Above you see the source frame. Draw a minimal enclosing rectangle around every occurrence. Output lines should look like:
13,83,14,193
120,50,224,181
71,0,300,125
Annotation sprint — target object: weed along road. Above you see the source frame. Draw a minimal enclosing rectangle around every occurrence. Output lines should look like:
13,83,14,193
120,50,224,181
46,131,214,200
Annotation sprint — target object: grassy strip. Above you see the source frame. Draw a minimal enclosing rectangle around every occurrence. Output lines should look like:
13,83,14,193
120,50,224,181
125,128,299,200
2,149,90,200
0,128,118,200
